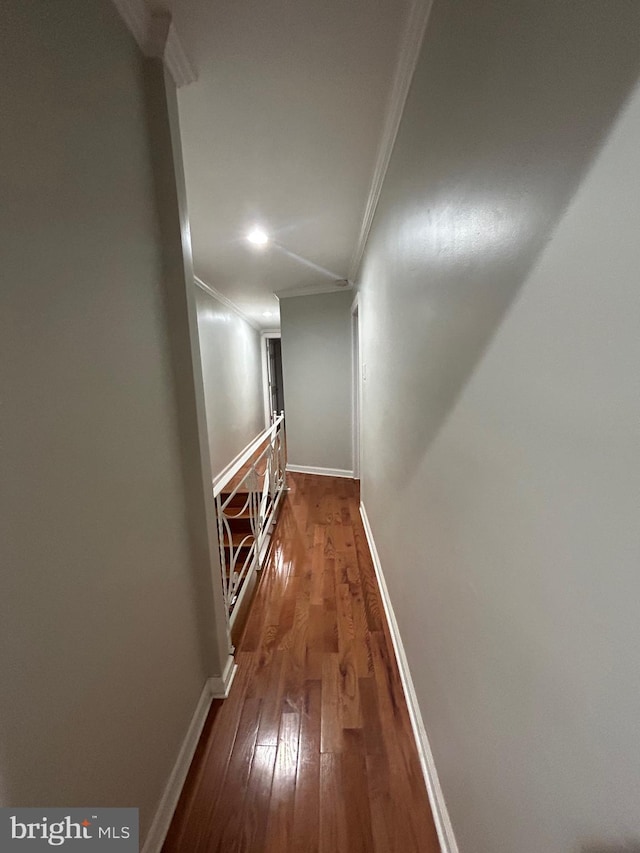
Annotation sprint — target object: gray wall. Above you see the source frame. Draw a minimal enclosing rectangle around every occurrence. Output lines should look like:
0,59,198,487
194,285,264,477
280,291,353,473
358,1,640,851
0,0,223,839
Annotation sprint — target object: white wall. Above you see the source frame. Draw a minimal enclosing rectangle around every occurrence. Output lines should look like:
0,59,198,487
280,291,353,473
194,284,264,476
358,1,640,851
0,0,222,839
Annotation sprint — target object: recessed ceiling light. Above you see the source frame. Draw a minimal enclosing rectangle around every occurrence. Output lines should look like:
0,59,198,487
262,311,274,317
247,227,269,246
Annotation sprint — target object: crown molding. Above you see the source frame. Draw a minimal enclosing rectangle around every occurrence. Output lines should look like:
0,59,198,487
112,0,197,87
194,276,261,332
275,282,354,300
112,0,148,47
164,18,197,86
347,0,433,282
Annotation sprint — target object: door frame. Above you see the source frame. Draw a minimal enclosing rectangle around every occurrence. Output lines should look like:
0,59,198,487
261,330,281,429
351,294,361,480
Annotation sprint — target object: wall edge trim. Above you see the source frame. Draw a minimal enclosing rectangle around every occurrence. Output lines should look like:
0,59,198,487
210,655,238,698
359,500,459,853
194,275,261,332
111,0,197,86
141,678,213,852
347,0,433,281
164,19,197,87
276,282,354,299
142,658,236,852
286,464,355,479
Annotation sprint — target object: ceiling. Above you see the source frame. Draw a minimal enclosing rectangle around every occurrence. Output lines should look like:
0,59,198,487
160,0,416,328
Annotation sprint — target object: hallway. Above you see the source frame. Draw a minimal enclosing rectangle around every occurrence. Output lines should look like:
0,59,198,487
163,473,440,852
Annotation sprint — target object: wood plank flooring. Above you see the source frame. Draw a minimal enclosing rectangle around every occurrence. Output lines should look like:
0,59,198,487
163,473,440,853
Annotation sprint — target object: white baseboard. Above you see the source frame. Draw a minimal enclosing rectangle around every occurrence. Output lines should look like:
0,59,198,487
359,502,459,853
210,654,238,698
286,463,354,479
142,658,237,853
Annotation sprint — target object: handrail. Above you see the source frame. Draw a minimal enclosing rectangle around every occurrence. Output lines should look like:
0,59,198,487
212,413,284,498
213,413,287,628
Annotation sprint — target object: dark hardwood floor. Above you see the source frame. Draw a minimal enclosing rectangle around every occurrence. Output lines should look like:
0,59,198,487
163,473,440,852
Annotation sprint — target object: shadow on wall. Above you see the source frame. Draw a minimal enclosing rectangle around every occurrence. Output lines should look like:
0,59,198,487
363,0,640,491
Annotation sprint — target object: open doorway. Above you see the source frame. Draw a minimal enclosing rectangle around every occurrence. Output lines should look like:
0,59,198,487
261,332,285,427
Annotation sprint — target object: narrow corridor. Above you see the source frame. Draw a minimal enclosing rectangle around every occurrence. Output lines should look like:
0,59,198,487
163,473,440,852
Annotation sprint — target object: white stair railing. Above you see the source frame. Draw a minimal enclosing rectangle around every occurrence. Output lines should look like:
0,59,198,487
213,413,286,627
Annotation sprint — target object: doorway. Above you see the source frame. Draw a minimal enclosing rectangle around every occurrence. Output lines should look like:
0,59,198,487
261,332,285,426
